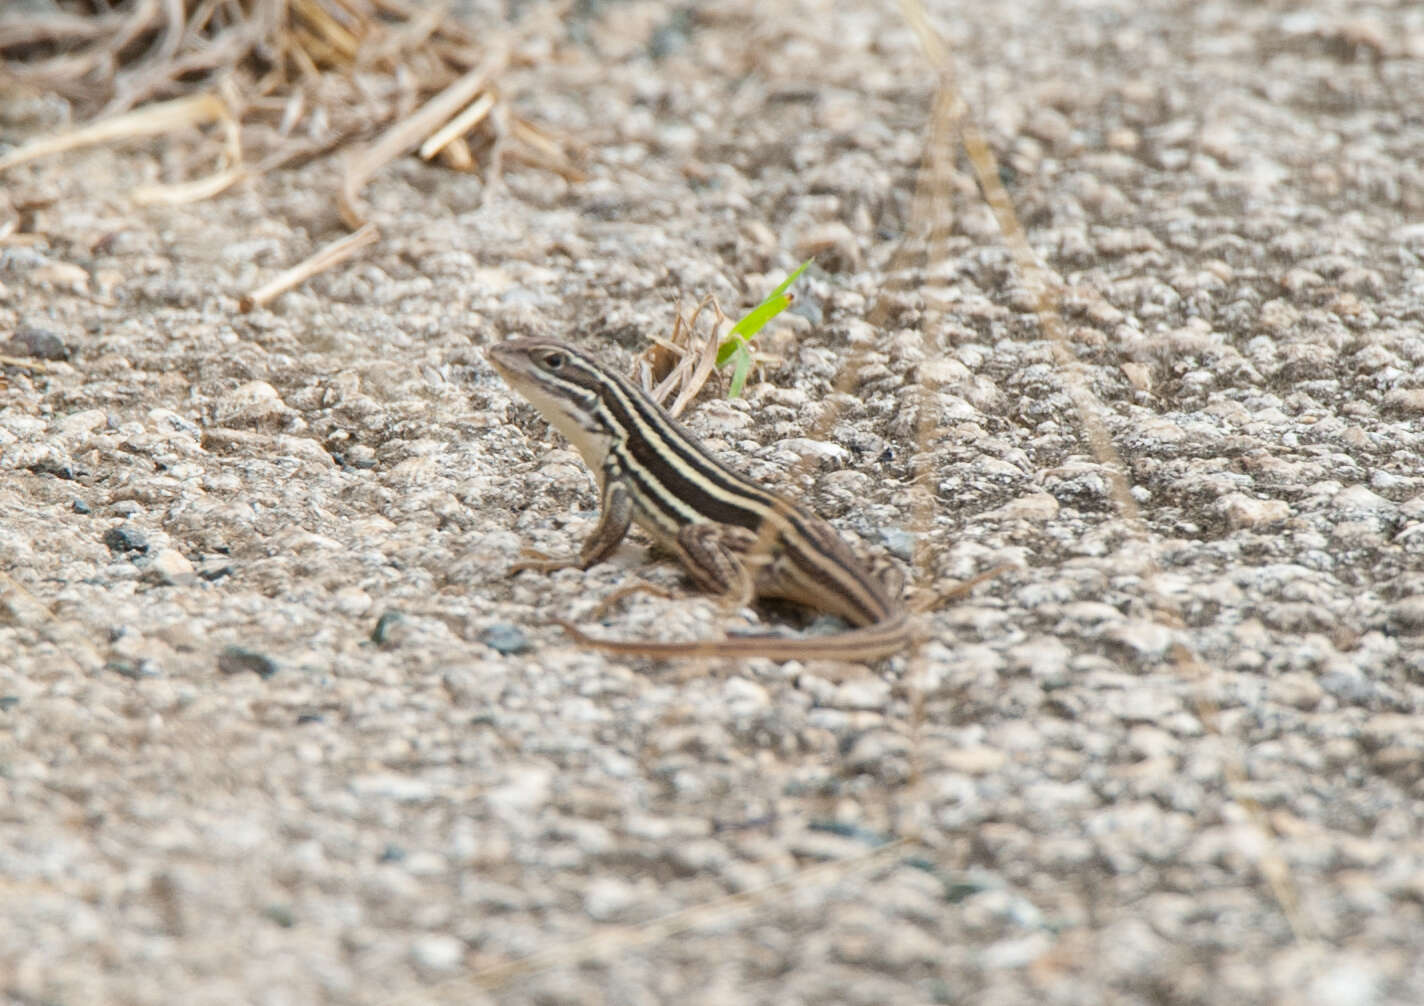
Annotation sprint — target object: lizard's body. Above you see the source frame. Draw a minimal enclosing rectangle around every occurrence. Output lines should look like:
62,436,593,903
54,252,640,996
487,337,908,660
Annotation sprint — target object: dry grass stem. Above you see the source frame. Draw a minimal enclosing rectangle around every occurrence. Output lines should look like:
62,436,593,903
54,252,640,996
637,295,727,415
913,563,1014,614
508,117,586,181
419,90,496,161
239,221,380,311
899,0,1141,532
0,355,50,372
0,91,230,174
0,2,575,243
436,135,474,171
134,164,247,205
897,0,1307,944
663,303,726,418
339,41,510,227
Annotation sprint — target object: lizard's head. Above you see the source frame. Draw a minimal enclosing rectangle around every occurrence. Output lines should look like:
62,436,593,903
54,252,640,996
487,338,616,468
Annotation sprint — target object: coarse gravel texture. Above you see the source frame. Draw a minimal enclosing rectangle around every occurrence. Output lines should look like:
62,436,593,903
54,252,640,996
3,0,1424,1004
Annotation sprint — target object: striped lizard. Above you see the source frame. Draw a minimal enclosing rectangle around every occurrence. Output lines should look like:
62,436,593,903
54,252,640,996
487,337,909,660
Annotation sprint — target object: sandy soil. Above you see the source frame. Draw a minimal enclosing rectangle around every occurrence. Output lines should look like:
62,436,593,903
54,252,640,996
3,1,1424,1003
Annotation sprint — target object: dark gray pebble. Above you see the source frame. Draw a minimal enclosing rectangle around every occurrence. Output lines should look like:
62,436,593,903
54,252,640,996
218,646,278,679
103,525,149,554
370,610,405,645
4,325,70,360
106,659,159,680
480,622,529,655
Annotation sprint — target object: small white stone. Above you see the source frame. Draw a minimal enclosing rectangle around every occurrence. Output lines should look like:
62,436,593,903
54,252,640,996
57,408,108,436
276,435,336,470
1332,484,1391,512
1306,957,1380,1006
1104,618,1177,658
940,746,1006,775
348,774,435,802
1008,637,1071,682
987,492,1059,523
149,548,195,583
1219,492,1290,529
214,380,297,429
334,587,373,617
148,408,201,438
583,877,641,922
917,357,973,388
794,220,861,270
723,676,769,714
409,934,465,977
774,437,848,465
829,677,891,711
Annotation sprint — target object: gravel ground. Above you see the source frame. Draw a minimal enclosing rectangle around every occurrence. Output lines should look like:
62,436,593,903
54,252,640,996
3,1,1424,1003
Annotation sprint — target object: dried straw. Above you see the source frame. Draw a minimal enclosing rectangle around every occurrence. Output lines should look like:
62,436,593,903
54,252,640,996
0,1,577,302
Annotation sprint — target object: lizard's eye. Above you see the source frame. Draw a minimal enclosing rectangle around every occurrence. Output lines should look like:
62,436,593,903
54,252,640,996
542,351,566,370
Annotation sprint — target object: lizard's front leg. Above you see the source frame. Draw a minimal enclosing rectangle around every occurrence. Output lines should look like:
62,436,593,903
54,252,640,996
510,476,633,575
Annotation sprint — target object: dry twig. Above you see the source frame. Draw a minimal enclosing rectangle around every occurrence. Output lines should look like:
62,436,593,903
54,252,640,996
239,221,380,311
338,40,510,227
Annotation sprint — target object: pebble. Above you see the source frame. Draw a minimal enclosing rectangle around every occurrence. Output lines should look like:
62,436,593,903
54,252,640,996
874,527,916,562
774,437,849,465
106,659,159,680
722,676,770,715
1383,388,1424,414
1332,484,1391,513
103,525,149,554
795,221,861,272
213,381,298,430
26,260,89,293
348,774,435,803
828,677,892,711
57,408,107,435
1306,958,1381,1006
217,646,278,679
408,934,465,977
480,623,529,655
1388,596,1424,631
333,587,372,617
148,548,196,584
1269,673,1324,710
3,324,70,360
370,610,406,645
259,903,295,929
1007,638,1070,685
843,730,911,782
1103,619,1177,659
986,492,1060,522
583,876,642,922
939,746,1007,775
1319,669,1375,704
1219,493,1291,529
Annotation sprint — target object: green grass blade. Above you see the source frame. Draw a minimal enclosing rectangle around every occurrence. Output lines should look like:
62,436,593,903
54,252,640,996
716,258,813,374
727,343,753,398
